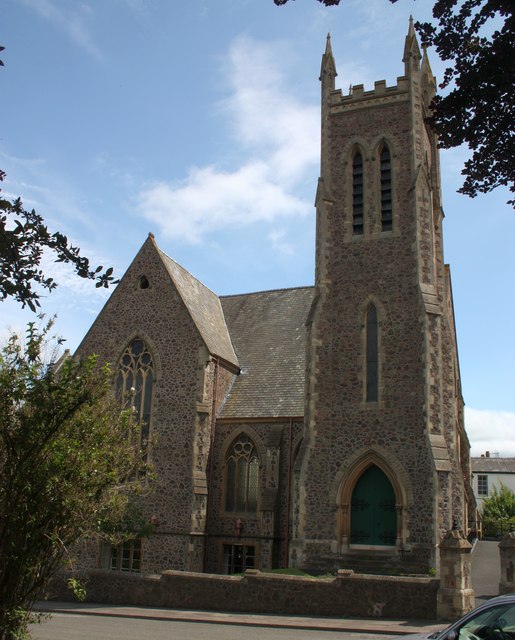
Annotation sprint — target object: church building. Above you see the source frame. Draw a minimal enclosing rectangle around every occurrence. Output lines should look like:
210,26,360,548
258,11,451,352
75,21,475,577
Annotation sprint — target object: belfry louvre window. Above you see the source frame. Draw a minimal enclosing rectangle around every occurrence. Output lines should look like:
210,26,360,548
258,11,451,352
380,146,393,232
116,339,154,451
366,304,379,402
225,434,259,513
352,152,364,235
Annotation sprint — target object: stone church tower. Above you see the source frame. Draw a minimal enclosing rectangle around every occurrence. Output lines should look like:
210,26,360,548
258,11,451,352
291,21,473,574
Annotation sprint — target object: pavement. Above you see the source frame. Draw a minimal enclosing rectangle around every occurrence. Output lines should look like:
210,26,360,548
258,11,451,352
33,540,502,636
35,600,444,635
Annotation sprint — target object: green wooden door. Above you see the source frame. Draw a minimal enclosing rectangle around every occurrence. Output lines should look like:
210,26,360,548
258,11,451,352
350,465,397,545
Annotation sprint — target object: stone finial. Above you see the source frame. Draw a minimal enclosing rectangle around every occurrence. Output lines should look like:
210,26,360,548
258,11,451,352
320,32,337,86
403,15,421,75
421,46,437,101
440,527,472,550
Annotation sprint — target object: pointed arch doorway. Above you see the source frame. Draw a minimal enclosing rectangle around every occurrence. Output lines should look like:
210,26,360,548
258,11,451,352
350,464,397,546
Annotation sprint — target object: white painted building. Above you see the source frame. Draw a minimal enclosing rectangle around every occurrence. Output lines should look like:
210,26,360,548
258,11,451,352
472,452,515,509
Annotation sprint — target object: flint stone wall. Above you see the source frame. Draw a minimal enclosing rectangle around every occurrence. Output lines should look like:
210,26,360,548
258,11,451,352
50,569,438,619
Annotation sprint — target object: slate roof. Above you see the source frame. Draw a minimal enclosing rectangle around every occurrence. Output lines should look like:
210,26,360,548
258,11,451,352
157,248,239,367
472,458,515,474
219,286,313,419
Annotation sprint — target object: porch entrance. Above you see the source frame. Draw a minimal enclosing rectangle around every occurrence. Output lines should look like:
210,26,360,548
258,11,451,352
350,464,396,546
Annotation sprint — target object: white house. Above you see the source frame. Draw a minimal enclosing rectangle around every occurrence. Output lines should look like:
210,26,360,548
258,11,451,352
472,452,515,509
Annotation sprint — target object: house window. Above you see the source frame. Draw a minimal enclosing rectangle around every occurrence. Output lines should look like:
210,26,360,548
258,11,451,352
223,544,255,574
225,434,259,513
353,152,364,235
103,540,142,573
380,146,392,232
477,475,488,496
366,304,379,402
116,339,154,451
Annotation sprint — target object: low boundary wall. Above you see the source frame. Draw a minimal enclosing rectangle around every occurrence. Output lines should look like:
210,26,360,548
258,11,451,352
50,569,439,619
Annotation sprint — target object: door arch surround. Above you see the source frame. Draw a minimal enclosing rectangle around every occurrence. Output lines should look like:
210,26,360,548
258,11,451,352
337,451,409,552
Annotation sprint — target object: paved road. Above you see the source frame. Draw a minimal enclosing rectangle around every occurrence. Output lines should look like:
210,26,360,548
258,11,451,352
30,613,390,640
472,540,501,603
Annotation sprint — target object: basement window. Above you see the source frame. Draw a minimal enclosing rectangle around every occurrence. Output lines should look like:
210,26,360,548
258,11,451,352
103,539,142,572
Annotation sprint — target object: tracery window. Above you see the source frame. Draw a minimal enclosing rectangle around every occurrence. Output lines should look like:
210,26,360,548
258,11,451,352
380,146,393,232
116,339,154,451
366,304,379,402
225,434,259,513
352,152,364,235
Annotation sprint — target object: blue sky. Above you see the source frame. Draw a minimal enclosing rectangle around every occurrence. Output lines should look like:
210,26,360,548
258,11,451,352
2,0,514,456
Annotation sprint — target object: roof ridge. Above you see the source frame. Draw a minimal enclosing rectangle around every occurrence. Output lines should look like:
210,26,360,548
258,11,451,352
220,285,314,300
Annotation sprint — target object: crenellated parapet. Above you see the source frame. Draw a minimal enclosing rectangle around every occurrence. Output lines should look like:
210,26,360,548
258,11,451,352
329,76,409,108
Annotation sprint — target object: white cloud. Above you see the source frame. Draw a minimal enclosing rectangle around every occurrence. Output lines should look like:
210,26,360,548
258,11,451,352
465,407,515,458
220,36,319,183
268,229,294,255
138,163,308,244
137,36,319,244
19,0,102,60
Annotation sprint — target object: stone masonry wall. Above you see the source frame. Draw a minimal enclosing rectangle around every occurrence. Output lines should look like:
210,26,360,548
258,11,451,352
49,569,439,620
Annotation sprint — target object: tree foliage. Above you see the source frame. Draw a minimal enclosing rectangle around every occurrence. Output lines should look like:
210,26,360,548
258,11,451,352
417,0,514,205
274,0,515,206
0,321,147,640
0,171,118,312
481,483,515,538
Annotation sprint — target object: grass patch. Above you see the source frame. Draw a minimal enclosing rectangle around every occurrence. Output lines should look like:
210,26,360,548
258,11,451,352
261,567,311,577
261,568,335,578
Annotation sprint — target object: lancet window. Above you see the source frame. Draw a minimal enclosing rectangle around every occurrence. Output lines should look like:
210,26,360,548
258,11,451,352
116,339,154,451
366,304,379,402
225,434,259,513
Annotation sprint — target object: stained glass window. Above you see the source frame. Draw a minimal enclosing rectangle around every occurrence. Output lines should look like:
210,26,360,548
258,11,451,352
116,339,154,451
225,434,259,513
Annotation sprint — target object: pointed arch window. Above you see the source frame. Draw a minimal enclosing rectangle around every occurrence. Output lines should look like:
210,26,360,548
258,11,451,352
380,146,393,232
116,339,154,451
352,152,364,235
225,434,259,513
366,304,379,402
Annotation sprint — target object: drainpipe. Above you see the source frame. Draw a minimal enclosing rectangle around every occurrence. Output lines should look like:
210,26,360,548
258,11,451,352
284,417,294,568
203,356,219,572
